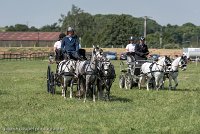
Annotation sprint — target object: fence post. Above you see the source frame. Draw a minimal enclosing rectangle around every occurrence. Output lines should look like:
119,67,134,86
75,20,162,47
9,52,11,61
196,56,198,66
3,52,5,60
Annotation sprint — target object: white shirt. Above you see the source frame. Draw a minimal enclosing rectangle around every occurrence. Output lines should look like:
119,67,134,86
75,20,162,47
126,43,136,52
54,40,61,49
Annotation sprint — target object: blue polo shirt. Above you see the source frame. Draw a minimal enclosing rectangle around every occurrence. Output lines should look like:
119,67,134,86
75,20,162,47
61,35,79,53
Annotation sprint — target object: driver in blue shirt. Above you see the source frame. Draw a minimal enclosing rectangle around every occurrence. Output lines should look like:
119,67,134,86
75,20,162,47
61,27,80,60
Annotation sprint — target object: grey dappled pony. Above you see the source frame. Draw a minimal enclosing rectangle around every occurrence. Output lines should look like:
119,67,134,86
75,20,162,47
97,57,116,100
75,46,103,102
138,56,171,91
126,54,136,76
57,59,76,99
163,55,187,90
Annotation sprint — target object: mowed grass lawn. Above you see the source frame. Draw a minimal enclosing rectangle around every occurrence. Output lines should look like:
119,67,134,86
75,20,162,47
0,60,200,134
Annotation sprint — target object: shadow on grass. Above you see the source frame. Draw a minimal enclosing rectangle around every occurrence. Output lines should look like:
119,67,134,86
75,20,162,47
159,87,200,92
0,90,9,95
175,88,200,92
45,87,132,102
136,86,200,92
110,95,132,102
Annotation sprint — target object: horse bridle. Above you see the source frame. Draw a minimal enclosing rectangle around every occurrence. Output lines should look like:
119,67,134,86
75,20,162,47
179,56,187,68
85,48,101,75
154,57,171,69
171,57,187,68
102,61,111,72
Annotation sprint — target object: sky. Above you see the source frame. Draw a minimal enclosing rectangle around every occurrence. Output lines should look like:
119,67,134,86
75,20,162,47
1,0,200,28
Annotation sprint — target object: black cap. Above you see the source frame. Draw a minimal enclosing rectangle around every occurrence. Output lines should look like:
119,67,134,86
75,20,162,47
59,33,66,40
140,36,145,41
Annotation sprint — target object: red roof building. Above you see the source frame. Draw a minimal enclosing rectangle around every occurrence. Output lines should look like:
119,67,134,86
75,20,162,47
0,32,60,41
0,32,61,47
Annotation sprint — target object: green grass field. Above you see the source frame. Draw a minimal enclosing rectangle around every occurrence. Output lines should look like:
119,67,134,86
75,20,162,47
0,60,200,134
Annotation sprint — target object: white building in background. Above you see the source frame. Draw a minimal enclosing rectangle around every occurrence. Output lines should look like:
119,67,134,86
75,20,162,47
183,48,200,59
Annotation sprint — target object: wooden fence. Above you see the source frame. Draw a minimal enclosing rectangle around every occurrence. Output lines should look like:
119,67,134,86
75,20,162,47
0,51,51,60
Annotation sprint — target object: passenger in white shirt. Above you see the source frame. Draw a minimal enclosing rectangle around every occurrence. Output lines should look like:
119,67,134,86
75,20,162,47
54,40,61,51
126,36,136,56
54,33,66,63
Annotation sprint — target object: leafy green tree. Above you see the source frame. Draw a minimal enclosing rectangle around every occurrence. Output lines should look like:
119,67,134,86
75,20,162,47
29,26,39,32
6,24,29,31
5,26,15,31
15,24,29,31
147,33,160,48
60,4,84,32
40,23,60,32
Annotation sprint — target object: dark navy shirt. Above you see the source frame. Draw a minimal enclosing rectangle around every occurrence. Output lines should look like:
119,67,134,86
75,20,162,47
61,35,79,53
135,43,149,60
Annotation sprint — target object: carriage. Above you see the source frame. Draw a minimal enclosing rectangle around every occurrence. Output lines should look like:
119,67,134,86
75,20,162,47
46,58,78,95
46,47,116,101
119,55,153,89
46,49,86,95
119,53,183,90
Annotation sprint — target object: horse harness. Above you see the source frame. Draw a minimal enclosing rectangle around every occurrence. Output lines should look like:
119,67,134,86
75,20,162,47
143,62,165,78
83,59,99,75
59,60,76,76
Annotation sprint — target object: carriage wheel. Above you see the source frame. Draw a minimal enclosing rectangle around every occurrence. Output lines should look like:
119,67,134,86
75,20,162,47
50,72,56,94
119,75,125,89
47,65,51,93
125,75,133,89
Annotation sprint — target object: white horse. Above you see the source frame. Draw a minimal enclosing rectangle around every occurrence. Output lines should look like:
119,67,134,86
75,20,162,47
163,55,187,90
57,59,76,99
138,56,171,91
76,46,103,102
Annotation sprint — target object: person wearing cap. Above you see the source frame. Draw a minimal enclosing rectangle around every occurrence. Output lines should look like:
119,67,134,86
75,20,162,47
135,36,149,60
61,27,81,60
125,36,136,56
54,33,66,63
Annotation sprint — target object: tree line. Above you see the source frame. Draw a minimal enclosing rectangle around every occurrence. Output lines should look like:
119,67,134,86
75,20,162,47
4,5,200,49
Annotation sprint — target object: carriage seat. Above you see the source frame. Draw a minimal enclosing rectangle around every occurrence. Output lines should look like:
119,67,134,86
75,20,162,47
62,49,87,61
78,49,87,60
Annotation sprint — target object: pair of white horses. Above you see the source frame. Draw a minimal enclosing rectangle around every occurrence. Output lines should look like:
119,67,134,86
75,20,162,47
56,46,115,102
138,55,187,91
57,47,102,101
